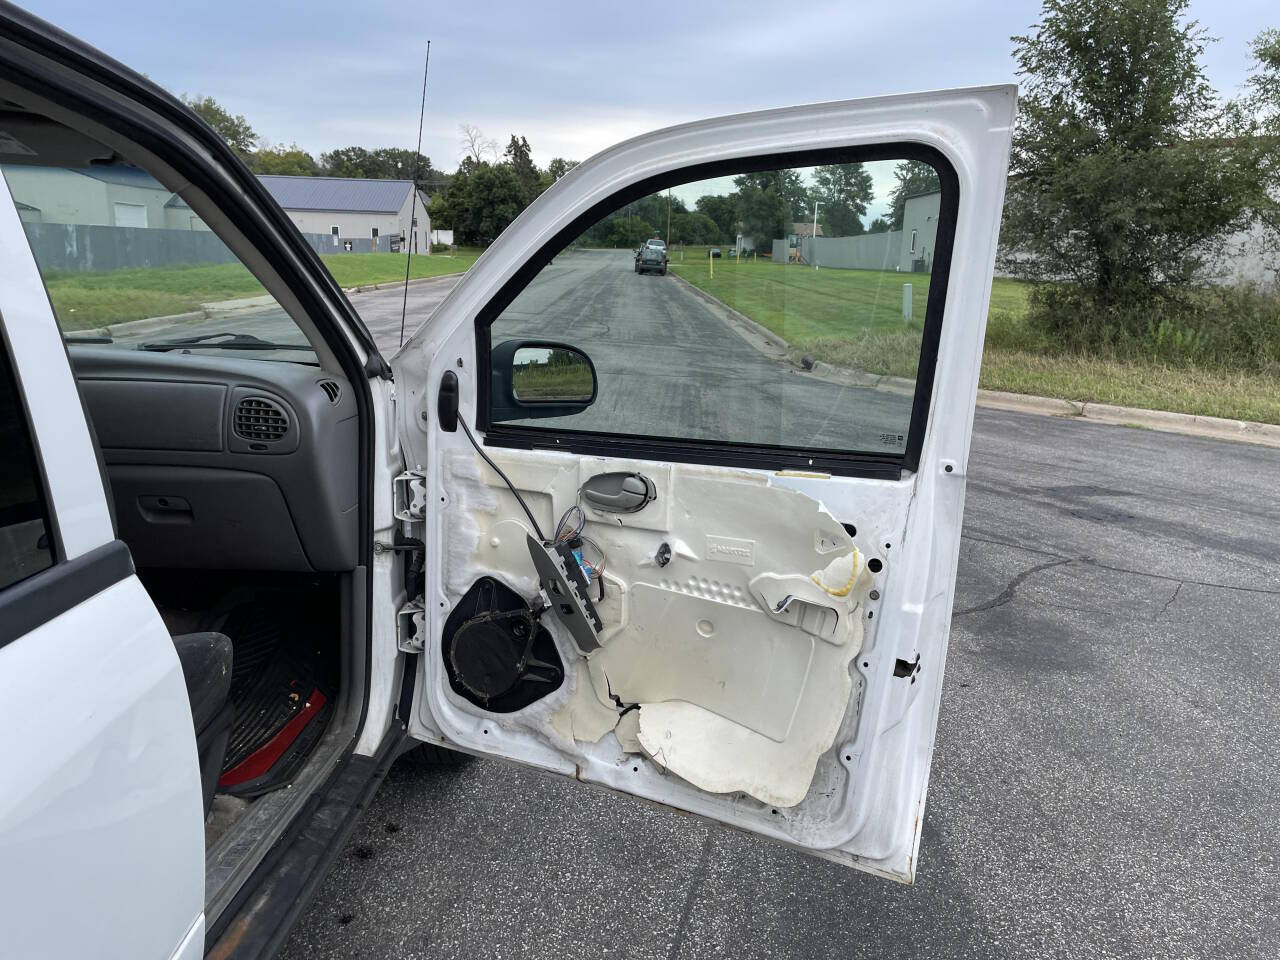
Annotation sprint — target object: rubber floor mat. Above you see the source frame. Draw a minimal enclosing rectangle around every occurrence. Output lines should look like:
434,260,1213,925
215,596,337,798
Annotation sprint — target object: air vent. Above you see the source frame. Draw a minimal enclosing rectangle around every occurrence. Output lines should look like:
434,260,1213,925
234,396,289,442
318,379,341,404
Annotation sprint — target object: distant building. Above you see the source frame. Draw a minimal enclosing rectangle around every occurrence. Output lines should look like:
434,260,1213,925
899,190,940,272
791,221,825,239
2,166,431,253
256,175,430,253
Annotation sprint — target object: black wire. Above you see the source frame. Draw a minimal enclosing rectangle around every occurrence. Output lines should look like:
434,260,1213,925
457,415,547,542
399,40,432,350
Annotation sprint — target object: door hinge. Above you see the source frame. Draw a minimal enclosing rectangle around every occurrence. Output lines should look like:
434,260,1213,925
397,597,426,653
394,470,427,522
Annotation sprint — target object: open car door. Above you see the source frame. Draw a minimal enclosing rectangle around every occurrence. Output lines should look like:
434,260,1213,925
393,87,1015,883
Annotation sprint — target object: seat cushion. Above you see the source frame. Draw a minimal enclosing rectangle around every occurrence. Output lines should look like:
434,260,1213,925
171,631,233,732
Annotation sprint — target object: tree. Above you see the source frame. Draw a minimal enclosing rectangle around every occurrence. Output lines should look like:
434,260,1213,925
1245,28,1280,230
252,143,319,176
545,158,579,183
811,162,874,237
459,124,498,164
734,174,789,249
503,134,541,203
695,194,737,241
666,211,720,244
1001,0,1271,341
183,94,257,159
868,217,891,234
736,169,809,221
605,217,655,248
887,160,940,229
449,163,526,244
1246,28,1280,130
320,146,445,193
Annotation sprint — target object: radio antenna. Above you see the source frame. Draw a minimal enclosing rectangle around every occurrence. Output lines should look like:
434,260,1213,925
399,39,432,349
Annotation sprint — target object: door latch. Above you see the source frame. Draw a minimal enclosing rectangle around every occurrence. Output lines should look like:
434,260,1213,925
581,471,656,514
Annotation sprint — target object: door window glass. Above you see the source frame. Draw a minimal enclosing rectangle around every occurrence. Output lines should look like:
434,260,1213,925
487,155,948,459
0,344,54,589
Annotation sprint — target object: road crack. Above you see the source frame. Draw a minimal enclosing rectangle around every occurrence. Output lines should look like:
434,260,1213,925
954,558,1074,617
961,533,1280,597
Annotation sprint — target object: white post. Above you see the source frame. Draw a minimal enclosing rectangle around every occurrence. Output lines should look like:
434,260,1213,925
903,283,913,323
811,201,822,270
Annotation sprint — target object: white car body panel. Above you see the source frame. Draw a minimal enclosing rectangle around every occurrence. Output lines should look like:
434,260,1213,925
394,87,1016,881
0,576,206,960
0,166,205,958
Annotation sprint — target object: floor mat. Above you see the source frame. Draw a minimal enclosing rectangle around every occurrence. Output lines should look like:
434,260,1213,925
215,596,338,798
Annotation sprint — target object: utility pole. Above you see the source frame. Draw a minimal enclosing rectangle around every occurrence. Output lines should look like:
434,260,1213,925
666,188,672,248
811,201,822,270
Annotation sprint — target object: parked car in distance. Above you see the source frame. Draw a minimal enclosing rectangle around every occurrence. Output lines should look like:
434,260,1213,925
709,247,722,258
636,238,668,275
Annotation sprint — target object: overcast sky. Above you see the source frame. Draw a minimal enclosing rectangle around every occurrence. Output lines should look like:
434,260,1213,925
24,0,1276,174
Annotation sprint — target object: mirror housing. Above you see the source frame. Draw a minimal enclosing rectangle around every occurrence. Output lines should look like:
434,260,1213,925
490,339,597,422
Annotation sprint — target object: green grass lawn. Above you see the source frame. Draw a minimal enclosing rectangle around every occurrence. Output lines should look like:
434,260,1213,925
668,252,1279,424
47,249,481,331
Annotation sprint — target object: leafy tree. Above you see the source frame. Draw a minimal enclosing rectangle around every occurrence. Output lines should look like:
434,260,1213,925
670,211,722,244
605,217,655,248
319,146,373,177
1246,28,1280,129
867,217,891,234
811,162,874,237
450,163,526,244
320,146,444,193
1001,0,1272,342
1245,28,1280,229
736,169,809,221
183,95,257,159
887,160,940,229
544,158,579,183
252,143,319,176
695,194,737,241
734,174,789,249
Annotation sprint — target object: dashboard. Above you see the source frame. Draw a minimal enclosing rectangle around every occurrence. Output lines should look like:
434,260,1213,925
69,346,359,572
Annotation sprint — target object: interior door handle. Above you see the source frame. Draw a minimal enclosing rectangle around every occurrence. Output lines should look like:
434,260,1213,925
581,472,656,514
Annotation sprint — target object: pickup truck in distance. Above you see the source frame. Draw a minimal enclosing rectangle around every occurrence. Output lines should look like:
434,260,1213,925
635,238,668,275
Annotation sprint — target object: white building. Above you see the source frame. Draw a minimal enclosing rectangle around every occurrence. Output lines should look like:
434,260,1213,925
3,166,431,253
257,176,430,253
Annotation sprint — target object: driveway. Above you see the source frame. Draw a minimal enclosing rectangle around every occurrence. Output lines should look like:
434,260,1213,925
276,262,1280,960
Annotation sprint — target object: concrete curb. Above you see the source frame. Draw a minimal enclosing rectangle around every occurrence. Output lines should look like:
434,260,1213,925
343,271,467,295
105,311,205,339
669,273,789,356
974,390,1280,448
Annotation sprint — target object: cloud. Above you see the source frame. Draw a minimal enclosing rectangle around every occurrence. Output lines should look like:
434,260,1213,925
25,0,1275,171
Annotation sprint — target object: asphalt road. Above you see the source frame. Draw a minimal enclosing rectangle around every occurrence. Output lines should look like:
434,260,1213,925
487,249,914,454
269,261,1280,960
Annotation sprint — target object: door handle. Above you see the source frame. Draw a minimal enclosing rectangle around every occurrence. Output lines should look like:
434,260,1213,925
581,472,656,514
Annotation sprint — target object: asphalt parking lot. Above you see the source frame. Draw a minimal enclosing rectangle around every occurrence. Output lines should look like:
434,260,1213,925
277,265,1280,960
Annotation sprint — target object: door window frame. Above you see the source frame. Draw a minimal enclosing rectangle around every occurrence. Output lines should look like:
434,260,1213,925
474,142,959,479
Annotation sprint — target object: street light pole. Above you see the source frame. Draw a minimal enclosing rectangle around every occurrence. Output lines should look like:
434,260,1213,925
811,201,822,270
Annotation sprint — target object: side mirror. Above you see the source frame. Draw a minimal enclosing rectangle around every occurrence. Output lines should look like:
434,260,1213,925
490,339,597,422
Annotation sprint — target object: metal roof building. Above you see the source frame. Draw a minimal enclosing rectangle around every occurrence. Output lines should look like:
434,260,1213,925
255,175,430,253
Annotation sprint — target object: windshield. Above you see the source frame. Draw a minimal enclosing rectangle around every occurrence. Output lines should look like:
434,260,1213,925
2,160,318,363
